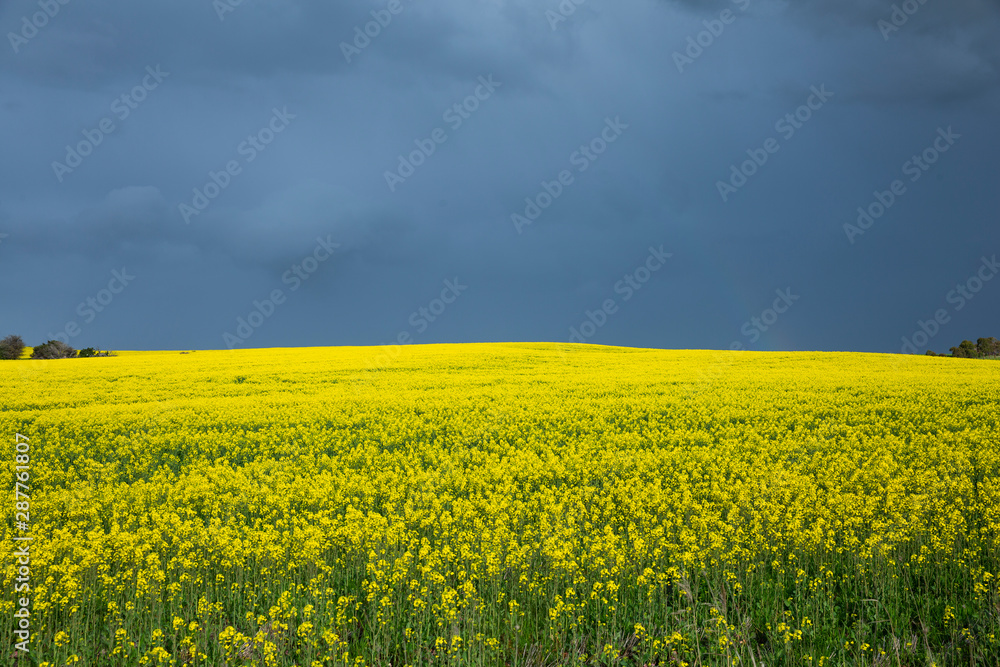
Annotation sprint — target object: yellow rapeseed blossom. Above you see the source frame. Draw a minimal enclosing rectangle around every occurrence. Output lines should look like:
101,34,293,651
1,344,999,665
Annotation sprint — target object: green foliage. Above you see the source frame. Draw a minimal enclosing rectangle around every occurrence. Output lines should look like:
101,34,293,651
950,340,979,358
930,337,999,359
977,337,1000,358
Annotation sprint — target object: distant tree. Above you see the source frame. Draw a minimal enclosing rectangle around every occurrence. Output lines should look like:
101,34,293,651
0,335,25,360
931,336,1000,359
977,337,1000,358
949,340,978,358
925,349,939,356
31,340,76,359
78,347,98,358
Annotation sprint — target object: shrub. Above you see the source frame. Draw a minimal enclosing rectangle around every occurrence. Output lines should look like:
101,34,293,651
31,340,77,359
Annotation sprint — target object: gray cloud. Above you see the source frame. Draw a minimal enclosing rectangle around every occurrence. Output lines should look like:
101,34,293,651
1,0,997,353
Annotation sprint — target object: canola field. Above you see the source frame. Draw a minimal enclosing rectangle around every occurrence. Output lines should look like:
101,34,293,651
2,343,1000,666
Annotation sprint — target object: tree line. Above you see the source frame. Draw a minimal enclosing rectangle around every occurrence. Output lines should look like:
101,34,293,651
926,337,1000,359
0,335,112,360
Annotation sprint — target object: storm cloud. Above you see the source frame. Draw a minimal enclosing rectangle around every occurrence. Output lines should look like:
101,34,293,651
2,0,998,353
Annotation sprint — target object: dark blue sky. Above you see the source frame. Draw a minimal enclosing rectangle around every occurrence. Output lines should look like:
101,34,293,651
1,0,998,353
